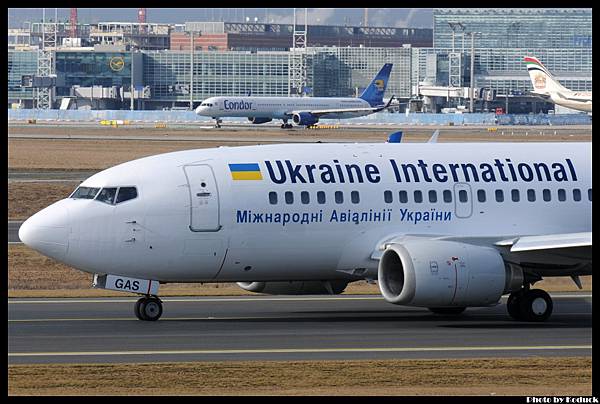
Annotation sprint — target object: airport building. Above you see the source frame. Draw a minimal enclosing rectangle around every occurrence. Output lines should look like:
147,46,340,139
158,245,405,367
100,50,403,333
7,8,592,112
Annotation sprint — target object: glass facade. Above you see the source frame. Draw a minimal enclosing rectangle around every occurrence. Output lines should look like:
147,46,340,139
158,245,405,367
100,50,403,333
143,51,290,101
433,8,592,49
7,8,593,111
413,47,592,95
8,50,37,102
310,47,412,98
56,51,134,92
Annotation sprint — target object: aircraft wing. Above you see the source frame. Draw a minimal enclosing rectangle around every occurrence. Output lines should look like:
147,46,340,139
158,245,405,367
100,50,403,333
527,91,551,100
494,232,591,252
554,92,592,102
287,96,396,117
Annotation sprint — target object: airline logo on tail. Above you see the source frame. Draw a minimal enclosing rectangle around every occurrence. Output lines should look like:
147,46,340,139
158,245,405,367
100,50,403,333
359,63,393,106
524,56,566,94
534,75,546,90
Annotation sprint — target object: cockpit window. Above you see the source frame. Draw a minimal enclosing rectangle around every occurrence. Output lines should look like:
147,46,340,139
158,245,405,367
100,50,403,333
116,187,138,204
96,187,117,205
70,186,100,199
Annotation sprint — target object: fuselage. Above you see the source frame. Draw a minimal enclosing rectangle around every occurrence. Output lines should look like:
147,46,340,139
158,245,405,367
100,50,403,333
196,96,374,120
548,91,592,113
20,143,592,284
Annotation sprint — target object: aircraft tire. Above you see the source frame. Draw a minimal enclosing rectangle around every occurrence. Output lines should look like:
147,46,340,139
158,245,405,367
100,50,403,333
135,297,163,321
134,297,146,320
518,289,553,322
506,291,524,320
428,307,466,315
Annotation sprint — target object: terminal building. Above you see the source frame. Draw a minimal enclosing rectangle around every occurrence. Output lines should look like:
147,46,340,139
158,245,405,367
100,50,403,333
7,8,592,113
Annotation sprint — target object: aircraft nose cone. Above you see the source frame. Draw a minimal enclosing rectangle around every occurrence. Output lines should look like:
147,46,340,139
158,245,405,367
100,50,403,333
19,202,70,261
195,105,204,114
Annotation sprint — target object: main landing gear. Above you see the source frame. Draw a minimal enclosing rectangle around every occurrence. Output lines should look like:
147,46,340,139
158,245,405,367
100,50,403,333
280,120,293,129
134,296,163,321
507,287,553,322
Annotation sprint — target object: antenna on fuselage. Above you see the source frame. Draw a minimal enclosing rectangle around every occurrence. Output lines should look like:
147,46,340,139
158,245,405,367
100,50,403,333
387,131,403,143
428,129,440,143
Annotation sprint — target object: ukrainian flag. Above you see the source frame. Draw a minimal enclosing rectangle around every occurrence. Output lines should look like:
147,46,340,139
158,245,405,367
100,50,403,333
228,163,263,180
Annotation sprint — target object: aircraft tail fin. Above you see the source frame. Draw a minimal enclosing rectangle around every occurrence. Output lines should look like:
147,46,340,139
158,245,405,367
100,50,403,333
524,56,568,94
359,63,393,106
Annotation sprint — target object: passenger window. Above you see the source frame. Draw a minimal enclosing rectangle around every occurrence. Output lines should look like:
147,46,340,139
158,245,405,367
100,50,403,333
70,186,100,199
399,191,408,203
115,187,138,204
543,189,551,202
477,189,486,203
335,191,344,204
558,189,566,202
414,190,423,203
511,189,520,202
269,191,278,205
588,188,592,201
384,190,393,203
458,190,468,203
443,190,452,203
351,191,360,204
527,189,536,202
301,191,310,204
96,187,117,205
428,190,437,203
573,189,581,202
317,191,326,204
285,191,294,204
495,190,504,202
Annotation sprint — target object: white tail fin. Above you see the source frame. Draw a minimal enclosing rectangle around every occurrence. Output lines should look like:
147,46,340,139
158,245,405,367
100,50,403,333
524,56,568,94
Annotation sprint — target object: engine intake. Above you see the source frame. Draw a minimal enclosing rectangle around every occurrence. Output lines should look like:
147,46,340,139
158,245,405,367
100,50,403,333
378,240,522,307
236,280,348,295
248,117,272,124
292,112,319,126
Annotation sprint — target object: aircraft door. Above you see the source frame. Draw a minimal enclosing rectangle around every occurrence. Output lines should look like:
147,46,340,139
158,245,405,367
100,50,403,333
183,164,222,232
453,183,473,218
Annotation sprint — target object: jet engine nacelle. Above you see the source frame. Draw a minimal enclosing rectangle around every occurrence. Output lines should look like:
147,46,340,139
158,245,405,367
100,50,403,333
248,117,273,124
378,240,523,307
292,112,319,126
236,280,348,295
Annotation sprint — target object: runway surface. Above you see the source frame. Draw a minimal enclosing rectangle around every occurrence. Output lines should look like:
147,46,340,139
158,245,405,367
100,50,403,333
8,293,591,364
8,169,95,182
8,221,23,243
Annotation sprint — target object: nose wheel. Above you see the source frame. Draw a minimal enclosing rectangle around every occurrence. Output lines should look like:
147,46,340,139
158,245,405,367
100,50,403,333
134,296,163,321
507,289,553,322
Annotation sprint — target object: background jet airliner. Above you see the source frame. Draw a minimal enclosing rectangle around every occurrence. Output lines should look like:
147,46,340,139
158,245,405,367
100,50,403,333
19,140,591,322
524,56,592,113
195,63,394,128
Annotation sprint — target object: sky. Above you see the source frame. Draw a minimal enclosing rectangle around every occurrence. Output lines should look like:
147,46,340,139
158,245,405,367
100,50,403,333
7,8,434,29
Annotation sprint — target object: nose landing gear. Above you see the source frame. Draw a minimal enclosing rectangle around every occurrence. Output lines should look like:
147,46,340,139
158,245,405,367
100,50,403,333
134,296,163,321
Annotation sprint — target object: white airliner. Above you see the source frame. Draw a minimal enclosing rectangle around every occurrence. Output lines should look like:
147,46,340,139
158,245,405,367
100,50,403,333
19,138,591,322
524,56,592,113
195,64,394,128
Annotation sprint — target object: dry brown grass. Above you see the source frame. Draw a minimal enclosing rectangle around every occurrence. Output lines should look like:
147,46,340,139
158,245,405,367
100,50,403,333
9,182,79,220
8,138,252,170
8,244,591,297
8,128,591,170
8,357,592,395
